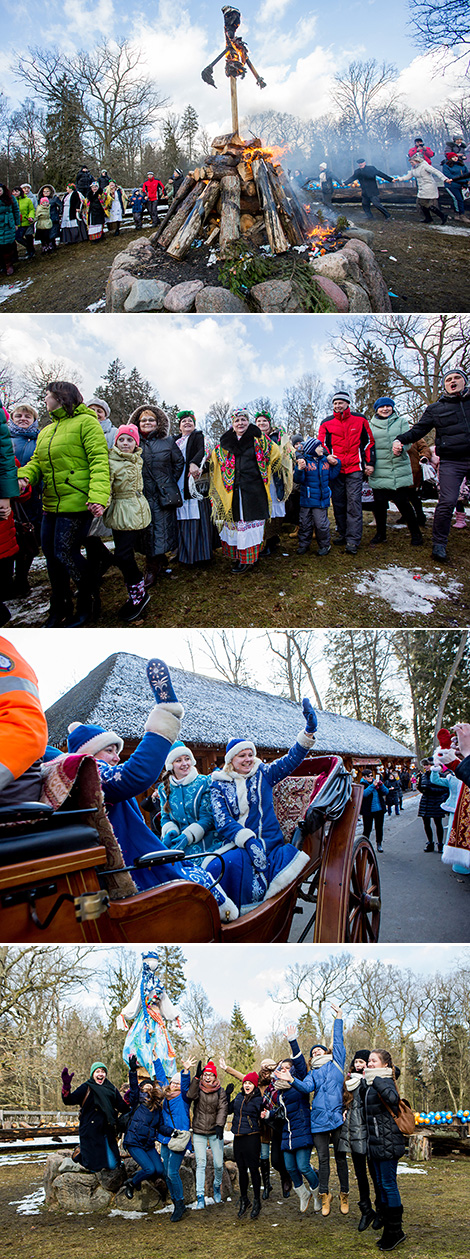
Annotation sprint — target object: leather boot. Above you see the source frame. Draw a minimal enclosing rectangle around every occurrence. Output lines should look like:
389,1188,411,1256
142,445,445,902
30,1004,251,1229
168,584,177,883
340,1191,349,1214
320,1191,332,1216
170,1198,186,1222
358,1199,376,1232
250,1198,261,1219
260,1158,272,1199
237,1196,251,1217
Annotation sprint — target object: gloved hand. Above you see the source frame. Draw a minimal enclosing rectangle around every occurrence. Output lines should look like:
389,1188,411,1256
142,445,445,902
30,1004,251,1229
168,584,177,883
225,1083,234,1100
302,697,317,734
61,1067,74,1093
196,1060,202,1079
128,1054,138,1073
245,836,267,871
214,1125,224,1140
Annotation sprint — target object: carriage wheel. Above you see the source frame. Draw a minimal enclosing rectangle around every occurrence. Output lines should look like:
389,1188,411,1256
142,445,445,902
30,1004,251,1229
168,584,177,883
313,833,381,944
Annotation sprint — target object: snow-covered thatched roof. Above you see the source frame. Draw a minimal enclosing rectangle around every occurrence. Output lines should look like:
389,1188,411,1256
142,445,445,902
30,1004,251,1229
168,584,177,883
45,652,413,759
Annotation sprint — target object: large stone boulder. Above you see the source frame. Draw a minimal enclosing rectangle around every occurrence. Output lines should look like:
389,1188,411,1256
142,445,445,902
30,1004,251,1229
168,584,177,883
105,272,135,312
163,281,205,312
110,251,143,275
54,1172,112,1212
314,275,349,311
341,280,372,311
310,251,350,283
125,238,155,262
310,239,391,311
250,279,303,313
124,279,170,312
195,286,249,313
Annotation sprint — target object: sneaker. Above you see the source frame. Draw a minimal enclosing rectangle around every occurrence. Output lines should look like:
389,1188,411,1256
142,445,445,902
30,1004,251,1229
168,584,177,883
125,592,150,622
432,544,448,561
345,544,358,554
377,842,383,852
317,546,331,556
297,546,310,554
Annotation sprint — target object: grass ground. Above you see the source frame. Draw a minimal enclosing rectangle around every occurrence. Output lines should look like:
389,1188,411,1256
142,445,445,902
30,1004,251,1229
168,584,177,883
1,208,468,313
1,1157,468,1259
7,505,470,629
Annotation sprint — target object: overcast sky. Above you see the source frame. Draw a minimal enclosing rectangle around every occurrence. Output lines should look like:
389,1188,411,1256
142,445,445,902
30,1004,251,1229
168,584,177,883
2,312,351,415
47,942,469,1040
1,0,466,131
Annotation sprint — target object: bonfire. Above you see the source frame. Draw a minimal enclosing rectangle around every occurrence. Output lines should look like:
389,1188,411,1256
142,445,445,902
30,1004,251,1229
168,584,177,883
153,6,345,264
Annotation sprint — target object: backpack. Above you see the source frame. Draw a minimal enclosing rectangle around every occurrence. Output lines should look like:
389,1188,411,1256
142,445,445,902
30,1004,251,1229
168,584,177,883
381,1069,416,1135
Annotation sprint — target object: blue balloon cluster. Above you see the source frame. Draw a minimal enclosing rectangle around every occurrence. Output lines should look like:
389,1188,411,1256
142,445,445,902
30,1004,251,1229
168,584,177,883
416,1109,469,1126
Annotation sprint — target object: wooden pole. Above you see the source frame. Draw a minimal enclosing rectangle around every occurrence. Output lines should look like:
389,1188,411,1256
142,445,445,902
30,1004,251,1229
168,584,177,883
159,181,205,249
252,157,289,254
230,77,239,136
167,180,220,260
150,174,196,243
219,172,241,255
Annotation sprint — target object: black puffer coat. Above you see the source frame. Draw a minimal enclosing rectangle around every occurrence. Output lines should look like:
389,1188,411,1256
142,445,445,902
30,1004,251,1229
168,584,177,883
124,1072,173,1151
132,407,184,556
417,770,449,819
63,1080,129,1171
360,1074,406,1161
398,390,470,461
229,1087,263,1136
344,1086,367,1155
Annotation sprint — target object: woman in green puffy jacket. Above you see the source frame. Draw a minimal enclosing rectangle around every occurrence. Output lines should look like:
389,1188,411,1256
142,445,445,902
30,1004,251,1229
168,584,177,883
368,398,423,547
18,381,111,626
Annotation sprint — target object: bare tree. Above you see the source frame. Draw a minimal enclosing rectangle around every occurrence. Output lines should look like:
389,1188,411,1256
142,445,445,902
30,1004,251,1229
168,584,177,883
331,61,400,161
15,357,83,421
199,631,254,688
329,315,470,422
269,953,356,1045
282,372,327,437
408,0,470,71
205,399,231,446
180,982,215,1061
264,631,325,706
15,41,169,167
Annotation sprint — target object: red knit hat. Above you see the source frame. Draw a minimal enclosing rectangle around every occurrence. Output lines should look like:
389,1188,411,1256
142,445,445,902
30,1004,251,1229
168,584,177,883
115,423,140,446
243,1071,259,1087
203,1060,217,1075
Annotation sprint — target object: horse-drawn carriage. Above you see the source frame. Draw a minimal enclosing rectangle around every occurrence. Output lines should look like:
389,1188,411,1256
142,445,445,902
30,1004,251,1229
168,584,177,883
0,754,380,945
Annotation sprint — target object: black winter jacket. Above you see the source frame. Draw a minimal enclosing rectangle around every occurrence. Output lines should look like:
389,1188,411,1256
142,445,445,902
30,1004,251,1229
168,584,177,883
218,424,270,522
63,1080,129,1171
456,756,470,788
398,390,470,461
140,432,184,555
417,770,449,819
124,1072,173,1151
344,166,393,195
361,1074,406,1161
229,1087,263,1136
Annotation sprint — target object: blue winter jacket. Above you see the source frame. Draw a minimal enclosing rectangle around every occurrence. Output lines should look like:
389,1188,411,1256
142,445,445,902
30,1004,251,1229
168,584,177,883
157,770,218,857
153,1059,192,1151
293,447,342,508
274,1043,313,1151
124,1069,173,1151
290,1019,346,1133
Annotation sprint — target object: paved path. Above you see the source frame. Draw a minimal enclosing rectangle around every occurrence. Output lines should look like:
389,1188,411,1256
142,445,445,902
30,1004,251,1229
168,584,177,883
290,794,470,943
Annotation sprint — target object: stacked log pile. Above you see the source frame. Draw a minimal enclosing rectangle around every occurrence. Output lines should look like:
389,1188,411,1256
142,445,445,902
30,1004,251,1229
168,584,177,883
151,134,343,261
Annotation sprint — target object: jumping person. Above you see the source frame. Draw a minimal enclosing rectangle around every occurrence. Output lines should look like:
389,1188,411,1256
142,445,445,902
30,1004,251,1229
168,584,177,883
61,1061,129,1171
185,1060,228,1209
285,1003,349,1217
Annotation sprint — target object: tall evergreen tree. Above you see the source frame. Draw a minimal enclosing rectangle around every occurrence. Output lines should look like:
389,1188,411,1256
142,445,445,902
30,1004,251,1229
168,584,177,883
393,631,470,759
227,1002,257,1072
352,340,395,416
94,358,160,424
157,946,187,1003
43,82,86,187
325,630,409,741
180,105,199,164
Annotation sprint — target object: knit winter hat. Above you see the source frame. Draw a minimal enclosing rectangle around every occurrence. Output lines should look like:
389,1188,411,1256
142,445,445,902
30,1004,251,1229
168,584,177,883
332,391,350,404
445,151,458,160
203,1060,217,1075
224,738,257,765
291,433,303,446
87,396,110,418
165,741,196,772
177,409,196,424
443,367,468,386
90,1061,107,1075
115,424,140,446
40,196,49,204
260,1058,277,1070
43,744,63,762
373,397,395,411
310,1043,329,1056
67,722,124,756
10,401,39,421
243,1072,259,1086
349,1050,370,1070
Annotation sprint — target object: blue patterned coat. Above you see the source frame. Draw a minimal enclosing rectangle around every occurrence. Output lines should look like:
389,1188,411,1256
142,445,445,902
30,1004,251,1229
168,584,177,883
209,736,312,913
157,770,218,858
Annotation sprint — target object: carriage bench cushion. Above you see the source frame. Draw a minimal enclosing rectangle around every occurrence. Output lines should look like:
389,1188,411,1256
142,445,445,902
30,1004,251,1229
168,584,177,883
0,822,101,866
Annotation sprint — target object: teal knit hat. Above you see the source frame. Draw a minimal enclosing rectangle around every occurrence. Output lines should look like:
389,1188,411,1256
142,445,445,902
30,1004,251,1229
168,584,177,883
90,1061,107,1076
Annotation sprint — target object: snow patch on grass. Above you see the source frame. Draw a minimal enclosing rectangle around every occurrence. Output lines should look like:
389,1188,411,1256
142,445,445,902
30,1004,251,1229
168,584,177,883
355,565,462,615
10,1187,45,1214
0,279,33,304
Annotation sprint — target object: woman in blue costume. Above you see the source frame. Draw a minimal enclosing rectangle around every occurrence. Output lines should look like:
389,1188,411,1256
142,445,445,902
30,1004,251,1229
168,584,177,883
209,699,317,913
66,658,238,922
158,741,219,860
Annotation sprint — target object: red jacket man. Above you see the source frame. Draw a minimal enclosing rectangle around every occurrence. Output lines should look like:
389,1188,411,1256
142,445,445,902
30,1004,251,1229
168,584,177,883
142,173,165,226
317,392,375,554
408,140,434,165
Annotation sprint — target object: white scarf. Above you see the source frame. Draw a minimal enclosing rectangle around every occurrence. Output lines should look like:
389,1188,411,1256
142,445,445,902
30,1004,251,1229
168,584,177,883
310,1052,333,1069
364,1066,393,1085
345,1072,363,1093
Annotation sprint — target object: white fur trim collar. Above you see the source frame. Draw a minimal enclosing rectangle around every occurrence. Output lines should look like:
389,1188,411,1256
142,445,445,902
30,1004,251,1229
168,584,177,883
170,766,198,786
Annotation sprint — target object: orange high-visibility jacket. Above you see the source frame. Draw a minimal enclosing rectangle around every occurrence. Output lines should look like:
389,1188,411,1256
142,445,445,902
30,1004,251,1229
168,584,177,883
0,637,48,794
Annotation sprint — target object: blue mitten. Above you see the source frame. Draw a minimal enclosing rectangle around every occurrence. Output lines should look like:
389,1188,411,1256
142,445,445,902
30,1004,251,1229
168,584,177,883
302,697,317,734
147,659,179,704
245,835,267,871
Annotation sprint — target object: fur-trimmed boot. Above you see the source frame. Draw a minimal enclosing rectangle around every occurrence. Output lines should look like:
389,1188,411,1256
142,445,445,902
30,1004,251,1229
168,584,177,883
260,1158,272,1199
293,1183,311,1213
377,1204,406,1251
